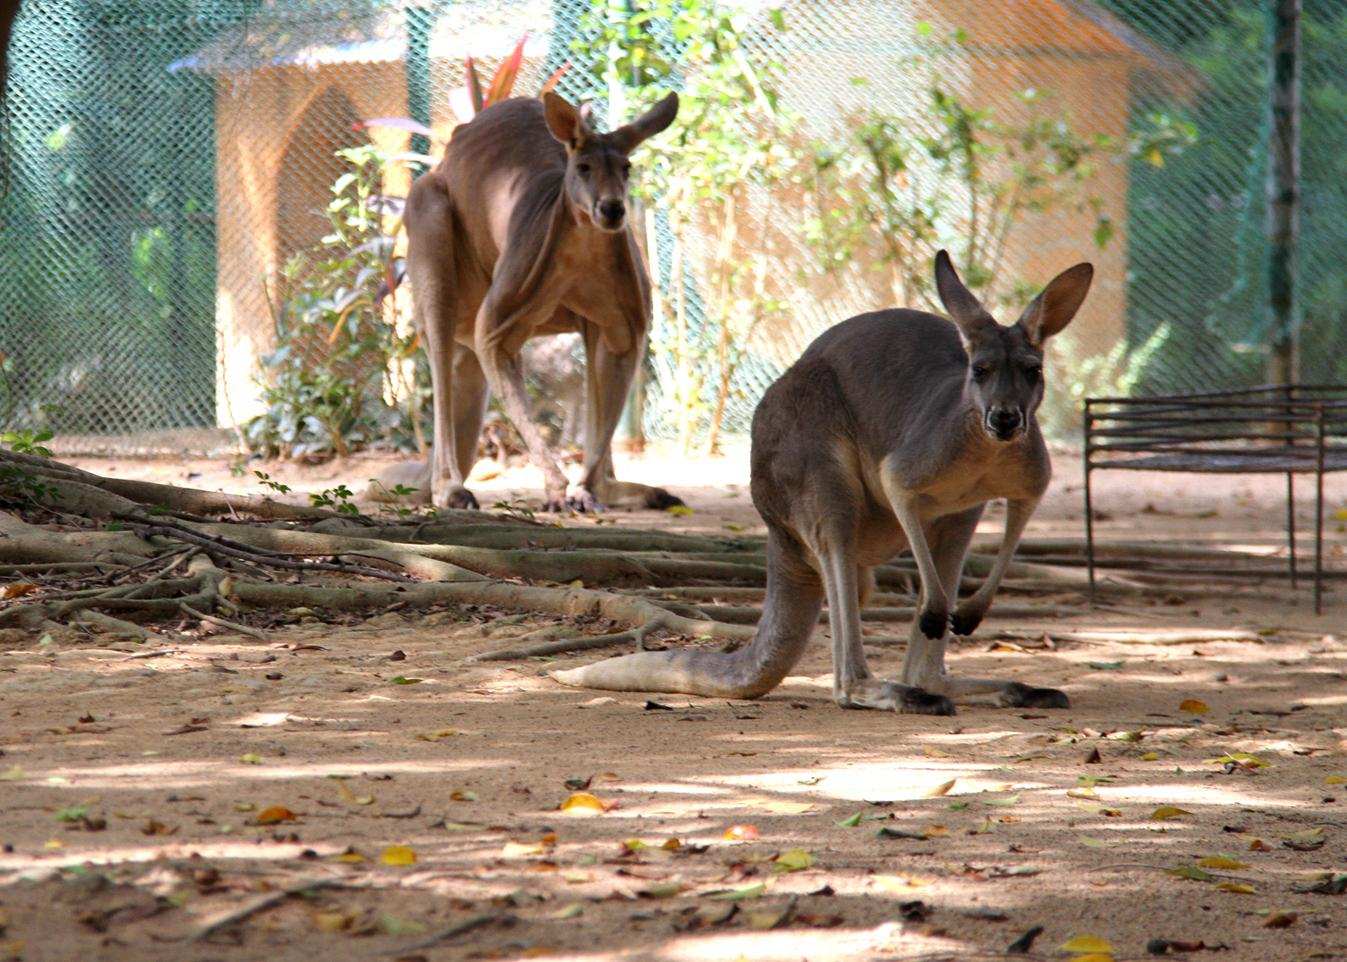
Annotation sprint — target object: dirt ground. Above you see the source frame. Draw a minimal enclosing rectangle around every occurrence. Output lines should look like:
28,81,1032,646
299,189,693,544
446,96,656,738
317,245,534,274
1,446,1346,962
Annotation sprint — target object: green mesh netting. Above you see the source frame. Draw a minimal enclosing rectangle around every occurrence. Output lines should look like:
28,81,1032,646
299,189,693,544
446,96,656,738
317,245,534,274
1,0,1344,448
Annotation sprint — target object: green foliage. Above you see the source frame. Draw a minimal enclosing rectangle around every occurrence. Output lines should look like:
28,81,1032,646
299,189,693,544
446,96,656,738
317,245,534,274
245,144,427,461
582,0,800,452
0,428,57,506
805,57,1162,311
1038,322,1173,436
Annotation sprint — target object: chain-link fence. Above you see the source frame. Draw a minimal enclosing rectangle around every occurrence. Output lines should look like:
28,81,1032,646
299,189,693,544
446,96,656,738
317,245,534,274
2,0,1345,454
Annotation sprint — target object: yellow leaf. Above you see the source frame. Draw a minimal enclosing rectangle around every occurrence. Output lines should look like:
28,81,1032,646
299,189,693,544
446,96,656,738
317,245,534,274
239,753,263,765
1217,882,1256,894
43,838,63,850
661,837,681,851
380,844,416,866
502,841,547,858
724,823,759,841
1326,774,1347,785
666,505,693,517
312,910,352,932
924,823,950,837
1179,698,1209,715
1140,752,1160,761
925,778,956,798
1149,805,1192,821
1206,752,1269,769
1198,856,1249,870
255,805,297,825
560,791,610,815
1333,507,1347,521
1061,935,1114,954
1071,955,1116,962
1067,786,1099,800
333,848,366,863
873,875,929,892
773,848,813,872
1249,838,1271,851
550,903,583,920
415,729,458,742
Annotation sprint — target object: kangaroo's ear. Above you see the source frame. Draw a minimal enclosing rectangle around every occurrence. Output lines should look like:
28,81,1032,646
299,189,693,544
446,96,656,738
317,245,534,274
543,91,590,149
933,249,992,340
610,92,679,153
1017,263,1094,345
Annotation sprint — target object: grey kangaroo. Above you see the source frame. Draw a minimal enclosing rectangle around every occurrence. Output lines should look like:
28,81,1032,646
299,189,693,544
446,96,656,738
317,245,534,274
554,250,1093,715
394,91,681,512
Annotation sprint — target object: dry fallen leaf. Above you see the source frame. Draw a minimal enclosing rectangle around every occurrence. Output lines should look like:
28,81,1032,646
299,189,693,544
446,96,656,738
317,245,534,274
1149,805,1192,821
724,824,760,841
926,778,957,798
380,844,416,866
1198,855,1249,870
1263,910,1298,928
1060,934,1114,955
1179,698,1210,715
1283,827,1326,851
772,849,813,873
1217,881,1255,894
560,791,613,815
254,805,297,825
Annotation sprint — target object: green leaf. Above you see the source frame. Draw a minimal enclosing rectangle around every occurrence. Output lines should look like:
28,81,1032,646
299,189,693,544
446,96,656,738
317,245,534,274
390,676,424,685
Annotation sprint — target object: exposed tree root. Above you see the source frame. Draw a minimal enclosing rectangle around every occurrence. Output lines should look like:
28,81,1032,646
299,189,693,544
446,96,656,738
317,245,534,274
3,452,1285,673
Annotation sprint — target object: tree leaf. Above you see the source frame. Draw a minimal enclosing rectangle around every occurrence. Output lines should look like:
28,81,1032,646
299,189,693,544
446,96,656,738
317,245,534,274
706,882,766,901
1198,855,1249,870
380,844,416,866
926,778,956,798
1061,934,1114,954
1179,698,1209,715
255,805,297,825
724,824,759,841
772,849,813,873
1149,805,1192,820
561,791,612,815
1217,882,1255,894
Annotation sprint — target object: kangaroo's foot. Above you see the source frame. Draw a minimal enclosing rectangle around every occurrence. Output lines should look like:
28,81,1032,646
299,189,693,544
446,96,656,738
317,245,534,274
542,484,603,514
591,478,684,511
935,676,1070,710
837,679,956,716
440,485,480,511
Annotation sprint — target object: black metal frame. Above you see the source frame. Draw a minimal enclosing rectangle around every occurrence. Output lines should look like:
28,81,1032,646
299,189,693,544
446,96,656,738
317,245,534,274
1083,385,1347,614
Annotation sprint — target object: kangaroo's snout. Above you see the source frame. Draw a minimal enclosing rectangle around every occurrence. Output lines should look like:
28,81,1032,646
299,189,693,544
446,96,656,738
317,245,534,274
985,405,1023,441
595,198,626,230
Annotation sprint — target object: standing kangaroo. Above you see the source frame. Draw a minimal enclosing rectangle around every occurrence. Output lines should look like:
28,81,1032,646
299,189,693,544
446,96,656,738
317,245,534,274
399,92,681,512
554,251,1093,715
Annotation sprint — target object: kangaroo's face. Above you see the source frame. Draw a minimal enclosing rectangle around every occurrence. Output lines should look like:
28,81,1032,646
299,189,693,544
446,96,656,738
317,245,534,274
566,138,633,232
932,250,1095,444
963,326,1044,441
543,91,680,235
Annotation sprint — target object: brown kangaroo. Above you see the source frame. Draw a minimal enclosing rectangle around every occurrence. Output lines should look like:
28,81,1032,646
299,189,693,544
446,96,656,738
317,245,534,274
393,92,681,512
554,250,1093,715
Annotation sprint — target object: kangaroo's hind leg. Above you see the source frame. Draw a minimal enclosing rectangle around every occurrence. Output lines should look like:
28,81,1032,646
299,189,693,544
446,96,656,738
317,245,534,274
814,524,954,716
904,505,1069,709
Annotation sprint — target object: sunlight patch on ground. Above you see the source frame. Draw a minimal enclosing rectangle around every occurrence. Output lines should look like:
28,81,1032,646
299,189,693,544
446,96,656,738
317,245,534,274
701,761,1014,802
29,757,487,790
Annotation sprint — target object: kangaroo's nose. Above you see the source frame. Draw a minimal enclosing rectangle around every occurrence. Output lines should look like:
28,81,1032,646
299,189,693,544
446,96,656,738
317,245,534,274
597,199,625,223
988,406,1023,438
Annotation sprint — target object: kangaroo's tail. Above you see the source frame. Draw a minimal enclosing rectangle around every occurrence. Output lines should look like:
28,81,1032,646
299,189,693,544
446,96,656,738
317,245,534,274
551,530,822,699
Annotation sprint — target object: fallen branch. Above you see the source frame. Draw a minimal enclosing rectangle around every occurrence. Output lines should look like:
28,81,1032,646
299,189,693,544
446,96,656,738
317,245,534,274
189,877,348,942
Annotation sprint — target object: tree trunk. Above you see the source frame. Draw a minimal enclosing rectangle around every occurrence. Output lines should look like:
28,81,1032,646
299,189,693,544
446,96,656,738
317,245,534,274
1267,0,1301,385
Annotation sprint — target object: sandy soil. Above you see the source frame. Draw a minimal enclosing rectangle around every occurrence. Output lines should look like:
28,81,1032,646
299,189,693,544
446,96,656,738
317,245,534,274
1,448,1345,962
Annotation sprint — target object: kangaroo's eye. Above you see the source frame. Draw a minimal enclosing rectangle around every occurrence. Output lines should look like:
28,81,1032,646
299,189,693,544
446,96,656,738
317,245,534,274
622,161,632,174
972,363,992,382
576,162,591,174
1024,365,1042,380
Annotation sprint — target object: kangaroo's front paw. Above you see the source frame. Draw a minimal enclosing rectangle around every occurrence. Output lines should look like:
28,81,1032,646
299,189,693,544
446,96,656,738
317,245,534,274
918,606,950,640
900,687,957,716
997,681,1070,710
949,603,985,637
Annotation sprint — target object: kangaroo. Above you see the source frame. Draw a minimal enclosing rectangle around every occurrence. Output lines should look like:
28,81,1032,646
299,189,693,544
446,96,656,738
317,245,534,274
392,91,682,513
553,250,1093,715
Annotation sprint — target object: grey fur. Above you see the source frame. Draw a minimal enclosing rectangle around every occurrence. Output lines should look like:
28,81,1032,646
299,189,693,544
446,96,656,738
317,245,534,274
554,251,1093,715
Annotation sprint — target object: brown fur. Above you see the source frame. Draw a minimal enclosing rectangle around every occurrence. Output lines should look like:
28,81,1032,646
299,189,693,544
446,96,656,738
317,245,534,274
389,92,681,511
